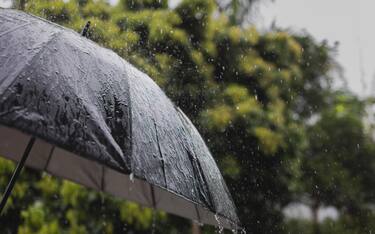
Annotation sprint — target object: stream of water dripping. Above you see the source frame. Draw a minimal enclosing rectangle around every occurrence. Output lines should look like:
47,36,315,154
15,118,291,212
214,214,224,234
151,209,156,234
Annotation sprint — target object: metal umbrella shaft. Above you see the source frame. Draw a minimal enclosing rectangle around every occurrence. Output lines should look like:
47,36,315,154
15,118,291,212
0,137,36,215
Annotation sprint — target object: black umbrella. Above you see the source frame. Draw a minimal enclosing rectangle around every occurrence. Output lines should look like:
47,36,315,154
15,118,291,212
0,8,240,230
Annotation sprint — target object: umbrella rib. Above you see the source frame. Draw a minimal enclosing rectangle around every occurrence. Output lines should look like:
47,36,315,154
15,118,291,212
44,146,55,171
150,184,157,209
101,165,106,191
153,121,167,188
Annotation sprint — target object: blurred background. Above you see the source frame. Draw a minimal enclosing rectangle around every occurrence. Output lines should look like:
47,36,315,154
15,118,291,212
1,0,375,233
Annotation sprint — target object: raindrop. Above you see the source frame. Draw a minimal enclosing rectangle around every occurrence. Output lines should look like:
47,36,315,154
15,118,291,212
151,210,156,234
129,172,134,183
214,214,224,234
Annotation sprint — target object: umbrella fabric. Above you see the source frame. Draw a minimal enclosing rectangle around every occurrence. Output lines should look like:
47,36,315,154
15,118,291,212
0,9,239,229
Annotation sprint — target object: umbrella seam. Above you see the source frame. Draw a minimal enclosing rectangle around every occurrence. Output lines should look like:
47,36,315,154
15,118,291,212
43,146,55,171
153,121,168,189
118,59,133,174
174,108,240,224
174,109,216,211
0,22,31,38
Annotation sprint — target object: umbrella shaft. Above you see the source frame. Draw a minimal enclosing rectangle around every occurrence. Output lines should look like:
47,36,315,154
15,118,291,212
0,137,36,215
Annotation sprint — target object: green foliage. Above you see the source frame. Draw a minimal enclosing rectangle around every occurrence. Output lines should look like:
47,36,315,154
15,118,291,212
299,92,375,234
1,0,375,234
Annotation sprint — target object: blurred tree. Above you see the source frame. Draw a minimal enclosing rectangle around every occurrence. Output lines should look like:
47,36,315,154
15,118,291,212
199,25,334,232
15,0,26,10
300,91,375,234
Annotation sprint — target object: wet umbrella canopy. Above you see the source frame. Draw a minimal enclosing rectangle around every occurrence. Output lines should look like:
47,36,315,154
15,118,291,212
0,8,240,230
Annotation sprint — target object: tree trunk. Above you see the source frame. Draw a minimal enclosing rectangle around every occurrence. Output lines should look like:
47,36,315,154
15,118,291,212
19,0,26,10
312,200,320,234
13,0,26,10
192,221,201,234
